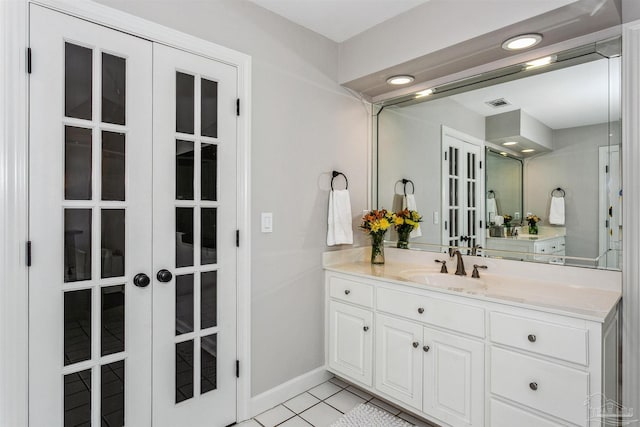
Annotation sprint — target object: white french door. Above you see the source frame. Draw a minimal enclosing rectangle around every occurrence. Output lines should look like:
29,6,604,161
441,128,484,251
28,5,238,426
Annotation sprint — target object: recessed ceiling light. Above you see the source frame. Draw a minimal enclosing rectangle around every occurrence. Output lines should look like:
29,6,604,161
387,75,415,85
415,88,434,98
502,34,543,51
503,141,518,146
522,149,535,153
525,55,556,70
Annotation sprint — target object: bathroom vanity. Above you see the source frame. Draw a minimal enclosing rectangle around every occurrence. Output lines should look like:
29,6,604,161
485,228,566,263
324,248,621,427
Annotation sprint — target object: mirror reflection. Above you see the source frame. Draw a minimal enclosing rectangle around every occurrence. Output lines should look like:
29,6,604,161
376,40,621,269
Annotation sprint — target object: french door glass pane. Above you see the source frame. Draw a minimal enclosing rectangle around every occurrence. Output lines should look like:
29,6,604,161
101,209,125,278
176,140,195,200
65,126,92,200
176,340,194,403
64,369,91,427
101,53,126,125
201,208,217,265
201,79,218,138
176,73,195,134
65,43,92,120
201,334,217,394
101,285,125,356
102,131,126,201
176,207,194,268
176,274,194,335
101,360,125,427
64,209,92,283
201,271,217,329
64,289,92,365
201,143,217,201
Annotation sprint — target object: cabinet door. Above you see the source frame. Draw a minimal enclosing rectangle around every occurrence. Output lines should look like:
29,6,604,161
375,314,423,409
423,327,484,427
328,301,373,386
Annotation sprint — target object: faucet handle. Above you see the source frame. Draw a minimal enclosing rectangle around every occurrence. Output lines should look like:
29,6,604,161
435,259,448,274
471,264,488,278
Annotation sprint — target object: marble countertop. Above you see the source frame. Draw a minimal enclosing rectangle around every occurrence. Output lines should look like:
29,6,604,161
324,249,621,322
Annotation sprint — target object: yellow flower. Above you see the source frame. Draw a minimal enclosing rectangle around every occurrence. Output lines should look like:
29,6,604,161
379,218,390,230
406,219,416,227
394,216,404,225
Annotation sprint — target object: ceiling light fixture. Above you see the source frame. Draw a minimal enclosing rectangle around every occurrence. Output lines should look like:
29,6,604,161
387,75,415,85
503,141,518,146
525,55,556,70
500,152,508,156
415,88,434,98
502,33,543,51
522,149,535,153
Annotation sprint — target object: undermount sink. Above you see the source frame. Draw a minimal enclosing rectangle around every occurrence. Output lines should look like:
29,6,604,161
399,270,487,290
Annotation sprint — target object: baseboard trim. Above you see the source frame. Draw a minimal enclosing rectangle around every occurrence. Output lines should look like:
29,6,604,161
248,367,332,418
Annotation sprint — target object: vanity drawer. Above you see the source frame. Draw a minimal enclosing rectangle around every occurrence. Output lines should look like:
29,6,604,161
376,287,485,337
490,312,588,365
329,276,374,308
491,348,589,426
490,399,563,427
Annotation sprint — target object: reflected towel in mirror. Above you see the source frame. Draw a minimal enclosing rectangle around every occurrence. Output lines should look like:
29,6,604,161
402,194,422,238
549,196,565,225
327,189,353,246
487,197,498,222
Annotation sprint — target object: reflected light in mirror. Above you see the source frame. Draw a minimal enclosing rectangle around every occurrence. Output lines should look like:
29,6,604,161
525,55,556,70
521,148,535,153
415,88,434,98
503,141,518,146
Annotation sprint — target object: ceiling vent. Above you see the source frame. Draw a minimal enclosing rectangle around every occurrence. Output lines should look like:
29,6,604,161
485,98,511,108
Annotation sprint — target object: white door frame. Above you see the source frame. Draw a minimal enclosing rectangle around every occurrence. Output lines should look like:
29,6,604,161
0,0,252,424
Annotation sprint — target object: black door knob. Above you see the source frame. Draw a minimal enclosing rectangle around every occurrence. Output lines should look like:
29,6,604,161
133,273,150,288
157,269,173,283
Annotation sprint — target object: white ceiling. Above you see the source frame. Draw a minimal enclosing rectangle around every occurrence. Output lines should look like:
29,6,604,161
247,0,429,42
449,58,621,130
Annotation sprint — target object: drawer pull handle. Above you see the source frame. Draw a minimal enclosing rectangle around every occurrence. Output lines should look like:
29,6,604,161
418,307,425,314
423,345,430,352
528,334,537,343
412,341,419,348
363,326,369,332
529,382,538,391
344,289,351,295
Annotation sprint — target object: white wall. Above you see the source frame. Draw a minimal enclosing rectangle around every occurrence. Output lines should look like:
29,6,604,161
96,0,370,396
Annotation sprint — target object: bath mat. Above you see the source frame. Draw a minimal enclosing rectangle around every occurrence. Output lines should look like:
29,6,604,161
330,403,414,427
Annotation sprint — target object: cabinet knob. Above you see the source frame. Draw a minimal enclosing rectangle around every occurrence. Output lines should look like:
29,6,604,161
344,289,351,295
412,341,419,348
363,326,369,332
418,307,425,314
529,382,538,391
423,345,430,352
528,334,537,343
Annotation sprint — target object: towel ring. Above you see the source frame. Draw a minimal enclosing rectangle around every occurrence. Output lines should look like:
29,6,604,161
551,187,565,197
402,179,415,196
331,171,348,191
487,190,496,199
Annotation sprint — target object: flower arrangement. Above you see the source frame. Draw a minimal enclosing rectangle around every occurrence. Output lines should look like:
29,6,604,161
393,209,423,249
361,209,394,264
526,214,540,235
502,214,513,227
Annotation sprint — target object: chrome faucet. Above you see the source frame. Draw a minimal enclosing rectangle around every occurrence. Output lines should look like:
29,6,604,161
451,250,466,276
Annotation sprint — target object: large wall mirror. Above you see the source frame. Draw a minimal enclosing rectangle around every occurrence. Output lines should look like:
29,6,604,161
374,38,621,270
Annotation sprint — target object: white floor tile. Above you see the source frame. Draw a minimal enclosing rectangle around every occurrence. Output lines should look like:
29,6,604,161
345,386,373,401
254,405,295,427
236,420,262,427
324,389,366,414
283,392,321,414
299,402,343,427
278,415,313,427
370,397,402,415
307,381,342,400
398,411,437,427
328,377,350,389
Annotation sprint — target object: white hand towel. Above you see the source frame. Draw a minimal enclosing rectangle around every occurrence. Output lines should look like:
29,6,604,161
327,190,353,246
486,198,498,223
549,196,565,225
403,194,422,238
494,215,504,226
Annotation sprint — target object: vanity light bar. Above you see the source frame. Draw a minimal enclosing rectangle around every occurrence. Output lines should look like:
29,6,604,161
415,88,434,98
525,55,557,70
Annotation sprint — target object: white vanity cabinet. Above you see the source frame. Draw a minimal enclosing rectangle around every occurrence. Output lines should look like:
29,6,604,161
486,235,566,263
325,269,619,427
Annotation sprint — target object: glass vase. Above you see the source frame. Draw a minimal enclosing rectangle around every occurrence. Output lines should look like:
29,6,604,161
528,224,538,235
397,229,410,249
370,232,385,264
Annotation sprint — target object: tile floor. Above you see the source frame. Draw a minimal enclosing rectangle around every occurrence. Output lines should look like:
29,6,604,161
238,377,438,427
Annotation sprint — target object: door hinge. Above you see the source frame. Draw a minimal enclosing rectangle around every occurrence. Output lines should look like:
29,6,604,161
605,165,609,173
26,241,32,266
444,152,447,161
479,220,483,228
236,360,240,378
27,48,32,74
444,221,448,231
479,161,482,169
236,98,240,116
236,230,240,247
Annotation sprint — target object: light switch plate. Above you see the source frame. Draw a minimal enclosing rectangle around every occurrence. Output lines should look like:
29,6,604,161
261,212,273,233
